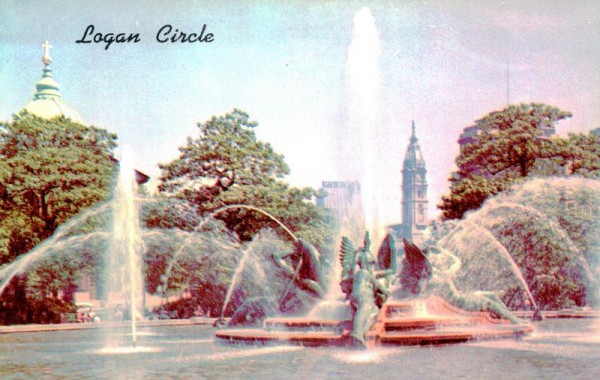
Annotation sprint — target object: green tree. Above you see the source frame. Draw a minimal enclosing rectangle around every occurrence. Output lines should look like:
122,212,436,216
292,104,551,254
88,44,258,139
439,103,584,220
0,112,117,254
550,132,600,177
438,175,511,221
0,112,117,324
158,109,334,249
159,109,289,205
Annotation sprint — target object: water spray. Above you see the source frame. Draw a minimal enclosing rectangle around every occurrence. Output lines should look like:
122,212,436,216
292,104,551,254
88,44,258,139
211,204,298,243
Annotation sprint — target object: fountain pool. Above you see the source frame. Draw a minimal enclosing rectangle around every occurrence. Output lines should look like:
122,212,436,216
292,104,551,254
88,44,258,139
1,319,598,379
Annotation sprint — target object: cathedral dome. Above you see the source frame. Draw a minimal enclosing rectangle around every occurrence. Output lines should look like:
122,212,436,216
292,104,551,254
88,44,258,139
21,41,83,124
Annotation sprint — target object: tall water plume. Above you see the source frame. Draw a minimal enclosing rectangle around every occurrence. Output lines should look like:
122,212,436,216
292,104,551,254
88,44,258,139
311,8,383,317
334,6,383,243
107,145,144,347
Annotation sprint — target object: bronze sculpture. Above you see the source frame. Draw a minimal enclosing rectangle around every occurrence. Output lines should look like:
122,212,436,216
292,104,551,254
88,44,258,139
272,239,327,299
400,240,526,325
398,238,433,297
340,233,397,348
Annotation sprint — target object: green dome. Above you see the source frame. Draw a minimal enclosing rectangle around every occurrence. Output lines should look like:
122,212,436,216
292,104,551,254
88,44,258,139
21,43,83,124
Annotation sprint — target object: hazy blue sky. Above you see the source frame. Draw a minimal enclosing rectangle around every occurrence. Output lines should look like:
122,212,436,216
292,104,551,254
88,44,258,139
1,0,598,225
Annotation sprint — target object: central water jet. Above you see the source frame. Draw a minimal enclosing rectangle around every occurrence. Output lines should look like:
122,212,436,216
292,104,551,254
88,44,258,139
106,145,144,348
333,6,384,242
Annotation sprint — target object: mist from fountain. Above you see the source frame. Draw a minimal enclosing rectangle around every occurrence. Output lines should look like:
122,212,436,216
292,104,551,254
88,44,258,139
146,225,242,310
330,6,384,243
344,6,383,243
0,168,300,331
432,177,599,311
0,197,205,302
220,234,269,318
0,203,111,296
308,6,383,320
156,217,215,298
477,202,596,299
191,204,302,318
438,220,538,310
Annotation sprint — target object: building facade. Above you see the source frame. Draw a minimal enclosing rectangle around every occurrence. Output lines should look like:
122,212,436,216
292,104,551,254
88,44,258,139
318,122,430,246
317,180,365,238
316,181,362,215
389,121,429,246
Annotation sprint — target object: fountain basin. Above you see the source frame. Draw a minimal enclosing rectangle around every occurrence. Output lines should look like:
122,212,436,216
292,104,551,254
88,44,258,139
514,309,600,319
215,296,534,348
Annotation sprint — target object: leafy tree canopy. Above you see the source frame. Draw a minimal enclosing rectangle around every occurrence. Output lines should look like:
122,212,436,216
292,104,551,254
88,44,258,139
158,109,334,249
159,109,289,202
457,103,572,179
439,103,599,220
0,112,117,260
549,132,600,177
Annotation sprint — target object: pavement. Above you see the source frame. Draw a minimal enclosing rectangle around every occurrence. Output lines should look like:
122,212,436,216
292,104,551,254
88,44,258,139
513,309,600,319
0,317,220,334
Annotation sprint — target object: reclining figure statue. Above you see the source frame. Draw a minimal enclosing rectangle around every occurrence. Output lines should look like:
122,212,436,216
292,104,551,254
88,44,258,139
399,239,526,325
272,239,327,300
224,239,324,327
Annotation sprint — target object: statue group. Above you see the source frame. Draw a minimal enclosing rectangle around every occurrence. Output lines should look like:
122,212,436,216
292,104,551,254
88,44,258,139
340,233,525,347
269,232,527,348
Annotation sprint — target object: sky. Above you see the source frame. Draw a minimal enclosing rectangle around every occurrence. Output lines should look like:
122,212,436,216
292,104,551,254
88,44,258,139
1,0,599,227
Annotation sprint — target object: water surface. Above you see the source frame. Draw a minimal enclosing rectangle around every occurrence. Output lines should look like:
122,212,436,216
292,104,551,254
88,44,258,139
1,320,598,379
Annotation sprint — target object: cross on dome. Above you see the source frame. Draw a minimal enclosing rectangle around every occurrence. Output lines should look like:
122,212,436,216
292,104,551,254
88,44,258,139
22,40,84,124
42,40,52,65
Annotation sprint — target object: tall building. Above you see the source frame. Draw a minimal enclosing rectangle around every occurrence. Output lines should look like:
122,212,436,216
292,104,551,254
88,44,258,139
389,121,429,246
316,181,362,216
317,181,365,237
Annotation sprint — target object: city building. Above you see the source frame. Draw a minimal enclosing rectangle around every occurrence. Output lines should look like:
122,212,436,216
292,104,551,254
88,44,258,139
388,121,429,246
316,181,362,215
316,180,365,237
317,121,430,246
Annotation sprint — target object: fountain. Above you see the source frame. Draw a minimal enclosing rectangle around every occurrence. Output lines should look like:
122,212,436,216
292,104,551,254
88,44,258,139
333,6,383,243
0,147,245,338
215,6,539,349
0,204,111,297
217,234,269,325
431,177,600,314
0,175,293,330
104,146,144,348
215,229,535,348
436,220,539,314
0,4,600,378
